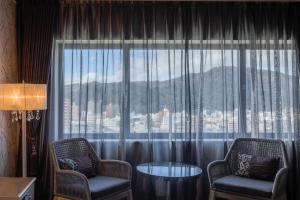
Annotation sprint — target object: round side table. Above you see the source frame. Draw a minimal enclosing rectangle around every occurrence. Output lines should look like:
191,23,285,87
137,162,202,200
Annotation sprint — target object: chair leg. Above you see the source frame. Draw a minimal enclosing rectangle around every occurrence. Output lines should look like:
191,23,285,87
209,190,215,200
128,189,133,200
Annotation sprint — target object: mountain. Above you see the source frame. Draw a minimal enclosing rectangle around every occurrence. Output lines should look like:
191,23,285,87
64,66,295,114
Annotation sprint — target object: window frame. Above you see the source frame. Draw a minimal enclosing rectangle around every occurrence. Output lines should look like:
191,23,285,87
56,39,296,140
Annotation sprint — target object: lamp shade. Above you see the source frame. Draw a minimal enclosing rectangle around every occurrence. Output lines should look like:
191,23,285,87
0,83,47,111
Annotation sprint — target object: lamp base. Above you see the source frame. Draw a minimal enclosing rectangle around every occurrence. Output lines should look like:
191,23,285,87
22,110,27,177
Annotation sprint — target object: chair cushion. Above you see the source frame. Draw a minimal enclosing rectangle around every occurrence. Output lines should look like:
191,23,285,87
59,155,96,178
88,176,130,199
249,156,279,181
213,175,273,198
235,153,280,181
235,153,252,177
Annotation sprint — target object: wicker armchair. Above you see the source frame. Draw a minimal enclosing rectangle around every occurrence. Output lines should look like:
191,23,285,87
207,138,288,200
51,138,133,200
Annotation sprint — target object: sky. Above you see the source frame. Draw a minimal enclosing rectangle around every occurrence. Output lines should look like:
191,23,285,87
64,48,295,85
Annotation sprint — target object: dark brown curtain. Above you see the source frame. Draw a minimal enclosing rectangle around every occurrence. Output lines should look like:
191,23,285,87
17,0,58,199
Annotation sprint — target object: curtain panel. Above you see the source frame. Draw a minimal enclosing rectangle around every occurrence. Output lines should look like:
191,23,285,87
17,0,58,199
52,2,300,200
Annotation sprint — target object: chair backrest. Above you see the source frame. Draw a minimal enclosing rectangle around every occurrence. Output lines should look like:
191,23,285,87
51,138,99,170
225,138,288,174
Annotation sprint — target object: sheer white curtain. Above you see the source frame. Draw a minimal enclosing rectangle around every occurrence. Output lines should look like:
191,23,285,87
52,2,300,199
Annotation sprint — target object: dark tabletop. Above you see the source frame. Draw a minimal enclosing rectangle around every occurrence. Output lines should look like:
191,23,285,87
137,162,202,181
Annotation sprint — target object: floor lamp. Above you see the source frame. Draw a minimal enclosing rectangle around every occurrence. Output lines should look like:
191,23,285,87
0,83,47,177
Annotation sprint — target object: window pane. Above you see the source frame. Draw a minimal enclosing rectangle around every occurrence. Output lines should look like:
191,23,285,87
245,49,295,138
64,48,123,135
130,49,182,134
129,48,239,137
201,49,239,137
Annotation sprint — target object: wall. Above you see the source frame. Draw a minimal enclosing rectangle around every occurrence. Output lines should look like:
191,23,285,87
0,0,19,176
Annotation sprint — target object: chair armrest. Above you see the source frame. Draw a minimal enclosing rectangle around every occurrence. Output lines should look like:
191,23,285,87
98,160,132,180
55,170,91,200
272,167,288,199
207,160,231,188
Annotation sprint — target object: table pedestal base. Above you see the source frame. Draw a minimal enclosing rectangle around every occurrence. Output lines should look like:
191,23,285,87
151,179,198,200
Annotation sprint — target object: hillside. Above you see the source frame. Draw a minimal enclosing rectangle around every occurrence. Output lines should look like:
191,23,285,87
64,66,293,114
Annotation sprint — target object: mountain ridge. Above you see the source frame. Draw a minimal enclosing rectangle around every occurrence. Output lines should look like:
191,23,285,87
64,66,294,114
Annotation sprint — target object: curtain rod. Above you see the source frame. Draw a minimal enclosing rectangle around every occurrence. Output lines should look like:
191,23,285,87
56,39,294,45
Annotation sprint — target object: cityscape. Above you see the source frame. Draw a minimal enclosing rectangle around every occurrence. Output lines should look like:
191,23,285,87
64,98,294,135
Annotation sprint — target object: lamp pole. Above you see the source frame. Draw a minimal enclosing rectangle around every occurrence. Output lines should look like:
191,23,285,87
22,110,26,177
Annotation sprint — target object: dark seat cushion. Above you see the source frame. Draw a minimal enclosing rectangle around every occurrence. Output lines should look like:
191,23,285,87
213,175,273,198
88,176,130,199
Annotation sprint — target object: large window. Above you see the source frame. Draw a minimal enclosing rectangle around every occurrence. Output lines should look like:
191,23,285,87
60,41,296,139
